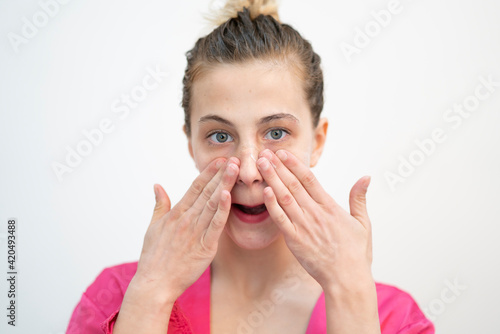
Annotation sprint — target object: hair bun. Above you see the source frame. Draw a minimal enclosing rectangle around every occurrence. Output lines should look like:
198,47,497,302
204,0,281,28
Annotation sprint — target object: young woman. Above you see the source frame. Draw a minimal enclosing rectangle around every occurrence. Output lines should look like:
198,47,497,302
67,1,434,333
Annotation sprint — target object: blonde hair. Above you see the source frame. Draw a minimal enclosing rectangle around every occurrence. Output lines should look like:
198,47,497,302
204,0,281,27
182,0,323,136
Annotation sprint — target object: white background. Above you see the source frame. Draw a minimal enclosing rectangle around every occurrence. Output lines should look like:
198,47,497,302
1,0,499,333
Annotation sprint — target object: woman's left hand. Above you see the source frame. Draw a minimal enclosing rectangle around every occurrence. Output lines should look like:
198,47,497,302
256,149,374,291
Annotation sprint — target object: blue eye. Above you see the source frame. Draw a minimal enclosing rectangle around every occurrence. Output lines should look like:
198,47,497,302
209,132,233,143
265,128,287,140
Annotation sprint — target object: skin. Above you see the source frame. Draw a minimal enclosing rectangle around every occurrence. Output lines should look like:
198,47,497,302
113,59,380,333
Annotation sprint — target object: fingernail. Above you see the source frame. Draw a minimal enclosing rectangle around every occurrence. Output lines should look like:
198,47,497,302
261,150,276,168
365,176,371,189
227,163,237,176
228,157,238,165
216,159,225,169
258,158,270,171
262,150,272,160
154,184,159,201
263,187,273,199
276,150,287,161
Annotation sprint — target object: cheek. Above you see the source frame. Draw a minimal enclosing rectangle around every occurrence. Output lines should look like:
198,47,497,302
271,140,311,167
194,154,216,173
193,145,233,172
284,144,310,163
295,151,311,167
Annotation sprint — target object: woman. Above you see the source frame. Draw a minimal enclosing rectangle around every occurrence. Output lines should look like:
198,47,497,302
67,1,434,333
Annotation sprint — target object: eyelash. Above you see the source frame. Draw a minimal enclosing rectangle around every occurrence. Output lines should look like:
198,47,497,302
206,127,290,146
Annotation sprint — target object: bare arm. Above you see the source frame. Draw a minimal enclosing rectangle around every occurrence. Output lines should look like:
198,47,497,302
324,277,380,334
113,276,176,333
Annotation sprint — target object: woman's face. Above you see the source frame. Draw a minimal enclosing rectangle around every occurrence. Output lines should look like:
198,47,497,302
186,59,328,250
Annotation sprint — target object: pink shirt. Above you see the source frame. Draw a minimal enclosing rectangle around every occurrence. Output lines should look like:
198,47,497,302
66,261,434,333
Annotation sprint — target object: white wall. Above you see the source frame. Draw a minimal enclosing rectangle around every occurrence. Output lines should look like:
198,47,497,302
1,0,499,333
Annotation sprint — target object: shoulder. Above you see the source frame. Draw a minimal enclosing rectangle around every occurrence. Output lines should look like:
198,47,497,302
66,261,139,333
81,261,138,315
375,282,435,333
90,261,138,289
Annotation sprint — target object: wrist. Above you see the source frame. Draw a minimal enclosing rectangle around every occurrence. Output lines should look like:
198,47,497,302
126,275,179,310
114,276,177,333
322,270,377,307
324,281,378,324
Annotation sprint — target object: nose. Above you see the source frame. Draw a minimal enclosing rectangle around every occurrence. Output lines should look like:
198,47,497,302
236,146,262,186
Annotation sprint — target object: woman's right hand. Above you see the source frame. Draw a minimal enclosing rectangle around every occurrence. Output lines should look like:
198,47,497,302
114,157,239,333
131,157,240,303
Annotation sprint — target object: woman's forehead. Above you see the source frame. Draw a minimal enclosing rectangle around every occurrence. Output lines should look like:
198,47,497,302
190,61,310,125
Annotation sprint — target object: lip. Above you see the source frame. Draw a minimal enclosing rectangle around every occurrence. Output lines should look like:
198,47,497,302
231,203,269,224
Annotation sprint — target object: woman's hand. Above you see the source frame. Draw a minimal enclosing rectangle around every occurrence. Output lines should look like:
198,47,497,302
133,156,240,303
114,157,240,334
256,149,372,289
256,149,380,333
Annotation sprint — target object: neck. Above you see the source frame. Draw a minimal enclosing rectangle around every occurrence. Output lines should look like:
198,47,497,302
212,233,307,298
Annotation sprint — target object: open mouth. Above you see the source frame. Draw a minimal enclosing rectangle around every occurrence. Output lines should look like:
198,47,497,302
231,203,269,223
232,203,267,215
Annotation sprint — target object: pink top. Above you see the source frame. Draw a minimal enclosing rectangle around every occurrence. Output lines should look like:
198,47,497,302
66,261,434,333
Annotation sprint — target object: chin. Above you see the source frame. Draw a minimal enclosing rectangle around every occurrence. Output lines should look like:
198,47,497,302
222,211,282,250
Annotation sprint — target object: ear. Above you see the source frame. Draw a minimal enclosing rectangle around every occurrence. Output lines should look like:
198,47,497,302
310,117,328,168
183,125,194,159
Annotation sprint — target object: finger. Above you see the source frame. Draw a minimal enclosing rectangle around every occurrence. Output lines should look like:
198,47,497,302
258,149,315,209
256,155,304,220
273,149,330,205
263,186,296,238
197,162,239,229
151,183,172,222
349,175,371,229
189,157,239,215
175,157,227,214
202,190,232,248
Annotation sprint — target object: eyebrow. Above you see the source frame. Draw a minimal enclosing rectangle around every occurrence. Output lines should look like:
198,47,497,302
198,113,299,126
